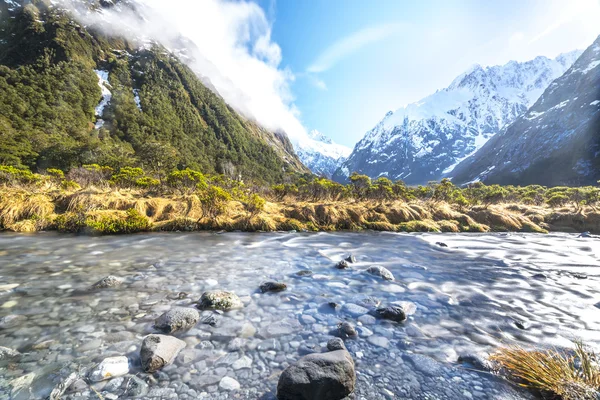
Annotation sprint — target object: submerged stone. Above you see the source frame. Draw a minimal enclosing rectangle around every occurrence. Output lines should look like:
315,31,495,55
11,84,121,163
366,265,394,281
89,356,129,382
140,334,186,373
154,307,200,333
197,290,243,311
260,282,288,293
92,276,123,289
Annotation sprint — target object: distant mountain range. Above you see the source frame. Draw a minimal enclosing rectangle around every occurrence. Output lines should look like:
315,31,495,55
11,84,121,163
294,130,351,178
450,35,600,186
332,50,582,184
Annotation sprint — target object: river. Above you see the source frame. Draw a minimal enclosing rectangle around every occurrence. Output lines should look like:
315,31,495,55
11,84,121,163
0,232,598,399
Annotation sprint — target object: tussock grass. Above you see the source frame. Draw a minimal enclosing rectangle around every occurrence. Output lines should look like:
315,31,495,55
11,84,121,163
491,341,600,400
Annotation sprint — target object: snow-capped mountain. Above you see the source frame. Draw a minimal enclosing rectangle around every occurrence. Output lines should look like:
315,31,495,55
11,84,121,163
332,50,582,184
451,36,600,186
295,130,352,178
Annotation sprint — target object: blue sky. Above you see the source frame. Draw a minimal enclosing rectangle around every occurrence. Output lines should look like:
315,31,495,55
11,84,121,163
254,0,600,147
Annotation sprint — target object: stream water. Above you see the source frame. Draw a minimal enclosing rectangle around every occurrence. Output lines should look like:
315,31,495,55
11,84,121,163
0,232,599,399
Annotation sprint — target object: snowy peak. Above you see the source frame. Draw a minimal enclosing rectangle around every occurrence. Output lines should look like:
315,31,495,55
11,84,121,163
333,49,582,184
294,131,351,178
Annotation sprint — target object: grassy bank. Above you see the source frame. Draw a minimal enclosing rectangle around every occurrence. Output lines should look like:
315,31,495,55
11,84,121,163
1,165,599,234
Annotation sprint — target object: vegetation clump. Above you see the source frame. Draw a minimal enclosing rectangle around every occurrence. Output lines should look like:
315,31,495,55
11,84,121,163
491,341,600,400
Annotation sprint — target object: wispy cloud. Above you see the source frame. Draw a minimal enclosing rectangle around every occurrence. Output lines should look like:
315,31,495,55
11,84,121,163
59,0,310,143
307,23,404,73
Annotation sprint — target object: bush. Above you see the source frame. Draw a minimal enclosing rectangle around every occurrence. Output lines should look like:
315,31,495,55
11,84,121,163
0,165,40,185
271,183,298,201
67,165,113,187
110,167,145,188
54,212,87,233
243,193,266,218
87,209,151,234
547,194,569,208
167,168,208,193
61,180,81,191
199,186,232,219
46,168,65,181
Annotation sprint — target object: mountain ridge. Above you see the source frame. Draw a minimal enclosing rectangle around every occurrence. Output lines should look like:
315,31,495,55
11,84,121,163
332,50,582,184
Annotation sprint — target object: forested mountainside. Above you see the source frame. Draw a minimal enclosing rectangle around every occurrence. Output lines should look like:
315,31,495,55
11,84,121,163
451,35,600,187
0,0,307,183
333,50,581,184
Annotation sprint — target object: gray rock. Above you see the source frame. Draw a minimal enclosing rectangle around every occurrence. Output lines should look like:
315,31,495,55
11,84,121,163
140,334,186,373
232,355,253,370
154,308,200,333
375,302,417,322
296,270,313,277
457,352,495,372
123,375,149,398
366,265,394,281
337,322,357,339
326,338,346,351
0,346,20,361
219,376,240,391
92,276,123,289
260,282,288,293
197,290,243,311
0,314,26,330
277,347,355,400
90,356,130,382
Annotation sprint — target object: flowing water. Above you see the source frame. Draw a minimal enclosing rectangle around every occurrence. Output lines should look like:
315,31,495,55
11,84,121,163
0,232,599,399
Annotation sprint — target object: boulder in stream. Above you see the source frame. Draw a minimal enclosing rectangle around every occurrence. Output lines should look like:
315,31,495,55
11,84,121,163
0,346,20,361
277,337,355,400
90,356,130,382
375,301,417,322
260,282,288,293
154,307,200,333
92,275,123,289
196,290,243,311
366,265,394,281
335,260,350,269
140,334,186,373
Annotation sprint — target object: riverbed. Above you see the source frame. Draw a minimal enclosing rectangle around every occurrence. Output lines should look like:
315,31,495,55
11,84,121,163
0,232,598,399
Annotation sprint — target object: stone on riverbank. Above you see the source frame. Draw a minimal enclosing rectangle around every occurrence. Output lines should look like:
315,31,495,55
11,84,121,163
197,290,243,311
336,260,350,269
277,338,356,400
375,301,417,322
366,265,394,281
260,282,288,293
337,322,358,339
154,307,200,333
140,334,186,373
90,356,129,382
92,276,123,289
0,346,20,360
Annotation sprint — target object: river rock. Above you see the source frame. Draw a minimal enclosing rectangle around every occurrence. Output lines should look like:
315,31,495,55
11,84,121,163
296,270,313,277
154,307,200,333
140,334,186,373
0,314,26,329
366,266,394,281
341,303,368,317
336,260,350,269
277,341,355,400
345,255,356,263
260,282,288,293
337,322,357,339
327,338,346,351
436,242,448,248
90,356,130,382
197,290,243,311
375,302,417,322
219,376,240,391
92,276,123,289
0,346,20,360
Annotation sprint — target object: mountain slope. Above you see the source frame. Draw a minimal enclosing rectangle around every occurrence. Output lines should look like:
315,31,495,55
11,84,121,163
333,51,581,184
294,130,351,177
0,0,307,182
450,36,600,187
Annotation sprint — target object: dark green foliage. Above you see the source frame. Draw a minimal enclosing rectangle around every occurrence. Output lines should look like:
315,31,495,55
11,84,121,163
87,208,151,234
0,2,301,184
0,165,39,184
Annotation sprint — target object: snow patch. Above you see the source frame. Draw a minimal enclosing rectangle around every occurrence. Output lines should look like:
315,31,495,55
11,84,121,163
591,100,600,106
94,70,112,129
133,89,142,111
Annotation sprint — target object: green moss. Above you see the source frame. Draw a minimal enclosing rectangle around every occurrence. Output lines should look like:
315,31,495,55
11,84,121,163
87,209,151,234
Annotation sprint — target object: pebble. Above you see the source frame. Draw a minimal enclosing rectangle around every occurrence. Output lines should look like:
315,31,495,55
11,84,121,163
219,377,240,391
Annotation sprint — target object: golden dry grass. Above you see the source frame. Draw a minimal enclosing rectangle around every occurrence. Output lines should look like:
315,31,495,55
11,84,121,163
0,186,598,234
491,342,600,400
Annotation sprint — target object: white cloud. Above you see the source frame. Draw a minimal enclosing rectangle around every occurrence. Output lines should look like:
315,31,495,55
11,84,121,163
307,23,404,73
61,0,309,143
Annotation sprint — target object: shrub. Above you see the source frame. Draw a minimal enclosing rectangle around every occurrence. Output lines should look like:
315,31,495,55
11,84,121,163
67,164,113,187
134,176,160,189
244,193,266,218
0,165,39,185
271,183,299,201
46,168,65,181
349,172,371,199
199,186,232,219
110,167,145,188
87,209,151,234
61,180,81,191
54,212,87,233
547,194,569,208
167,168,208,193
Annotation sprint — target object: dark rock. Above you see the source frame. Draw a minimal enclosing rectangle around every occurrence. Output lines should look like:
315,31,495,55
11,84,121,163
296,270,313,277
336,260,350,269
277,347,355,400
345,255,356,264
140,334,186,373
123,375,149,398
436,242,448,248
375,302,417,322
260,282,288,293
572,273,588,279
92,275,123,289
154,308,200,333
532,273,547,280
457,352,495,372
200,312,219,327
326,338,346,351
337,322,357,339
366,265,394,281
196,290,243,311
513,319,531,330
578,231,592,238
